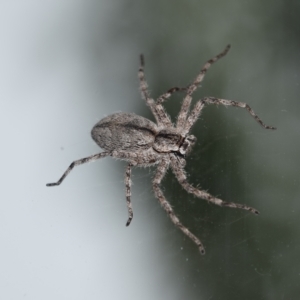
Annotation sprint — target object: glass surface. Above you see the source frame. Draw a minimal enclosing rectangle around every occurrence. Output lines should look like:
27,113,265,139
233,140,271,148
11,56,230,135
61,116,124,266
1,0,299,299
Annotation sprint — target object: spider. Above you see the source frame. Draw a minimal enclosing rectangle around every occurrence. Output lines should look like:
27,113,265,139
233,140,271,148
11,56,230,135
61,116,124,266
47,45,276,254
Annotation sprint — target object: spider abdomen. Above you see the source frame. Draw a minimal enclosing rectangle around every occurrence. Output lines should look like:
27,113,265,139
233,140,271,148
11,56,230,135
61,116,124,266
91,112,158,152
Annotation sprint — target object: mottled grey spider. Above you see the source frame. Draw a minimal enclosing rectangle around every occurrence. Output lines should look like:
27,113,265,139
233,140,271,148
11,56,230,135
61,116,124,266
47,45,276,254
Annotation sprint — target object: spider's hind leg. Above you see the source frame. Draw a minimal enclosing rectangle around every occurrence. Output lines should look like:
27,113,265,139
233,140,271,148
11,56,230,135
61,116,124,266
46,152,110,187
125,163,134,226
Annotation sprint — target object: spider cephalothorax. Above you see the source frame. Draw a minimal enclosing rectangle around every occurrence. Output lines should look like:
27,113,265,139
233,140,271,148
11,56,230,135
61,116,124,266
47,45,276,254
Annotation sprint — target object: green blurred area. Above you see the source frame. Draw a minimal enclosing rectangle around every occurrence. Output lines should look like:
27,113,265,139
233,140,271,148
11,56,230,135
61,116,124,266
93,0,300,299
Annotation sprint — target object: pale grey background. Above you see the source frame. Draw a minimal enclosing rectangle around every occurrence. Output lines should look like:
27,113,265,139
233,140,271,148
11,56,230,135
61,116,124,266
1,0,299,299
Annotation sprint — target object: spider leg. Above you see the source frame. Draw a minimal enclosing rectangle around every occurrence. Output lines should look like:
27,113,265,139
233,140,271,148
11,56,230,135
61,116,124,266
176,45,231,130
200,97,276,129
46,152,110,186
111,150,160,166
182,99,205,135
156,86,188,105
153,157,205,254
170,154,260,215
181,95,276,135
139,54,173,127
125,163,134,226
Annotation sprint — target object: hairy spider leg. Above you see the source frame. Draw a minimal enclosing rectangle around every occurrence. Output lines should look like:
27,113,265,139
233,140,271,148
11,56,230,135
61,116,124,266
46,152,110,186
125,163,134,226
176,45,231,130
156,86,189,105
139,54,173,127
153,157,206,254
170,154,259,214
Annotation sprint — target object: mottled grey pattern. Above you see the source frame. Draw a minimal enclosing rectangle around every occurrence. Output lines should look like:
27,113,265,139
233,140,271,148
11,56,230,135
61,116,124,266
92,112,157,152
47,45,276,254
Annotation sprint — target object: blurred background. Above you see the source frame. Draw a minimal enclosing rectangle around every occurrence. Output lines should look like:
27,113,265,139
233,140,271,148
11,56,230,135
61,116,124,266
1,0,299,299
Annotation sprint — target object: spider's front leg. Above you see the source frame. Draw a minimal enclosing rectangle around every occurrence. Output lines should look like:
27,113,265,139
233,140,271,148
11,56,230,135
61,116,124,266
153,158,205,254
176,45,231,129
138,54,172,127
199,97,276,130
170,154,260,215
156,86,189,105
